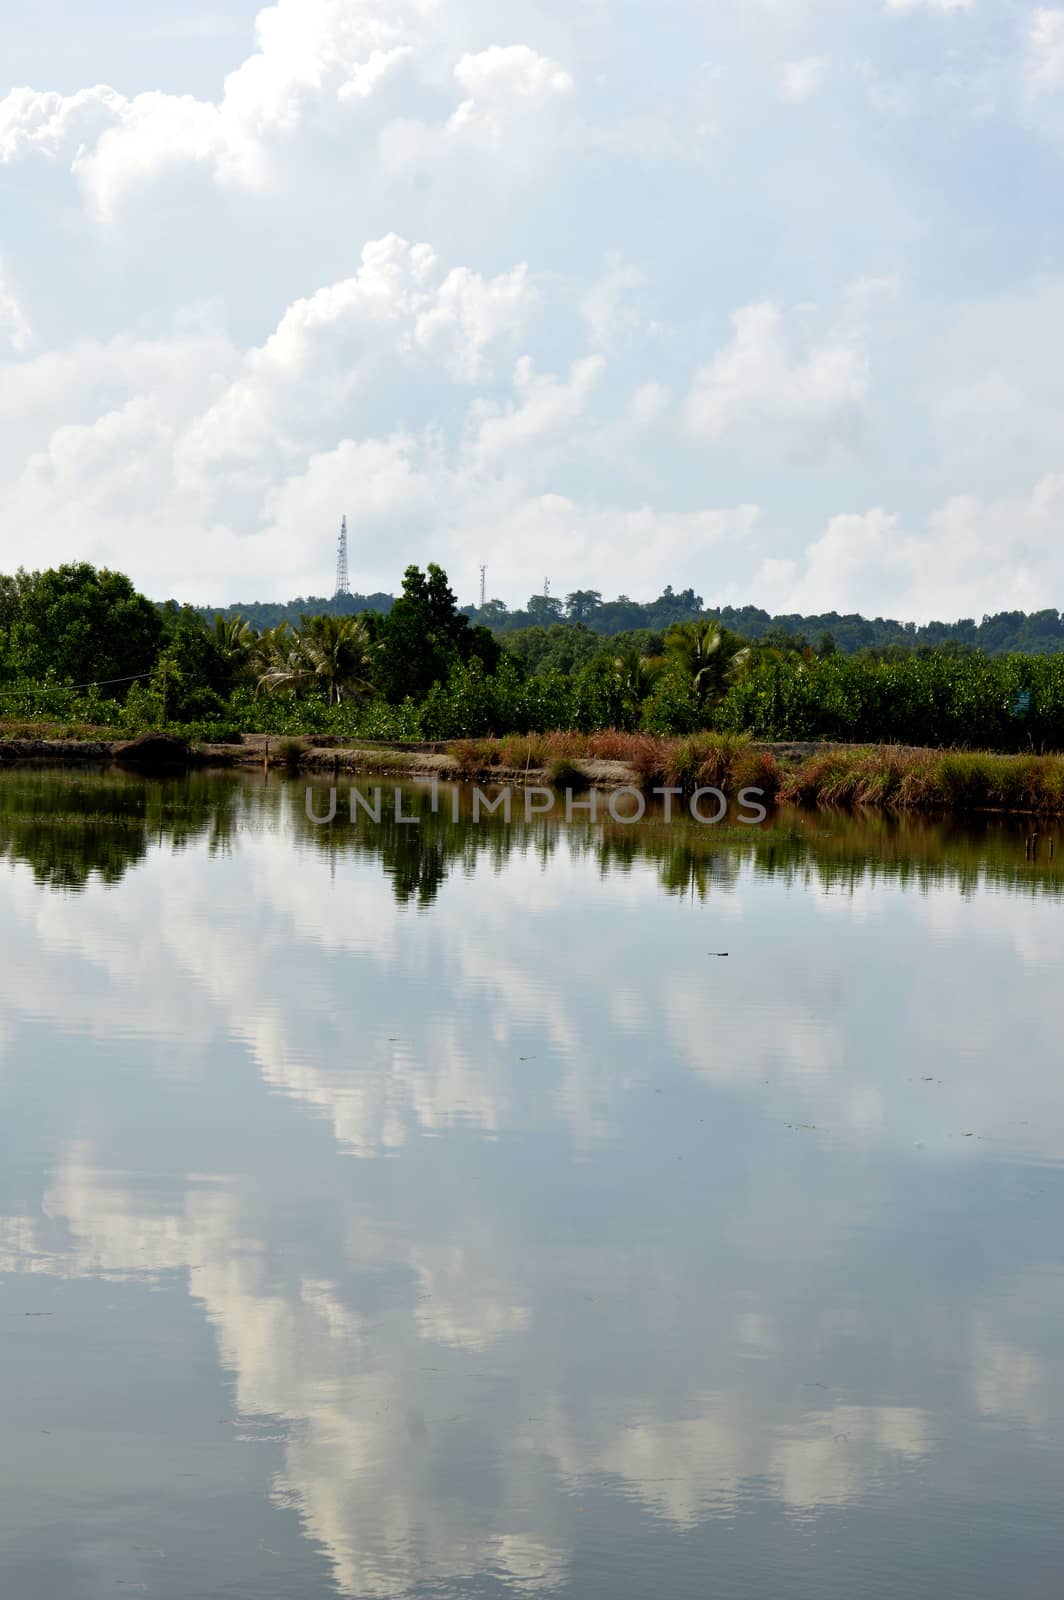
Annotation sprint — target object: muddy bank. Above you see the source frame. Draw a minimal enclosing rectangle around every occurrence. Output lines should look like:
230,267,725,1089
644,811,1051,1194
4,734,1063,816
220,735,843,785
0,738,117,764
0,733,200,771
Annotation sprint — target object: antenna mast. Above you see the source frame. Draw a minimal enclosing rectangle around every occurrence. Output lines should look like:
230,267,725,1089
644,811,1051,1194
335,515,351,597
479,565,486,609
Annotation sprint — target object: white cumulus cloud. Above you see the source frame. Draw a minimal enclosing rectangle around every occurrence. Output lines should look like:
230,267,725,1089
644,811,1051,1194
174,234,535,492
757,474,1064,620
473,354,605,460
452,44,574,110
685,301,868,459
0,0,415,216
0,260,32,352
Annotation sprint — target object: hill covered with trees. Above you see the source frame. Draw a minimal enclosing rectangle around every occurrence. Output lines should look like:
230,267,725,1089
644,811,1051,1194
191,584,1064,657
194,590,394,631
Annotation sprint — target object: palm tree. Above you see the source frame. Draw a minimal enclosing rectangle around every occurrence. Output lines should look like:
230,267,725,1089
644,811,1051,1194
258,614,377,705
211,614,255,684
611,648,660,703
247,623,291,691
664,621,750,707
213,614,253,657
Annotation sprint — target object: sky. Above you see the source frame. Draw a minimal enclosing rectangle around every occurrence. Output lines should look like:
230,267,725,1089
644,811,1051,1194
2,0,1064,616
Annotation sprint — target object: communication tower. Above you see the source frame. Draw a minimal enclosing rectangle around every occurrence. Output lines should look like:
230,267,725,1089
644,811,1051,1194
335,516,351,597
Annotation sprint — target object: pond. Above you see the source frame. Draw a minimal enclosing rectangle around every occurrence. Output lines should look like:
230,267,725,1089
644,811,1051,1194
1,768,1062,1599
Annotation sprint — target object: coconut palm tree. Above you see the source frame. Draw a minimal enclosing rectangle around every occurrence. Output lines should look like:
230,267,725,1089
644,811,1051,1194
258,614,377,705
664,621,750,708
611,648,660,703
248,623,292,686
210,614,255,685
212,614,254,658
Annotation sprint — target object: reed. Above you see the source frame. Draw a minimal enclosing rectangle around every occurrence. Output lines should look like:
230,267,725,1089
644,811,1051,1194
780,746,1064,814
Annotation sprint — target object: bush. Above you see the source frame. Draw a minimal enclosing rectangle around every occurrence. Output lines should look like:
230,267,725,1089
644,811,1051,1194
275,738,307,769
779,745,1064,813
640,663,702,736
549,757,589,791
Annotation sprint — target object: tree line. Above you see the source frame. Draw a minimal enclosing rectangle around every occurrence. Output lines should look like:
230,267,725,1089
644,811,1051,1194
2,561,1063,751
197,583,1064,657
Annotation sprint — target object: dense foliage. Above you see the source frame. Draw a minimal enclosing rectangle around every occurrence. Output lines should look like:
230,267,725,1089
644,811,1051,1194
195,590,394,631
196,580,1064,656
3,561,1064,750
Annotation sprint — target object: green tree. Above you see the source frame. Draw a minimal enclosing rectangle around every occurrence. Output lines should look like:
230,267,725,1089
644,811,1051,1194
526,593,565,625
212,614,255,675
565,589,603,624
611,648,660,704
375,564,498,702
6,564,163,691
640,660,702,735
259,615,378,705
664,620,750,709
475,598,511,624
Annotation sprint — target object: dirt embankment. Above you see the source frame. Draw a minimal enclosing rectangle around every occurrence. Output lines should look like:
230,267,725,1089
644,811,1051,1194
0,734,865,788
0,738,117,764
0,733,201,771
5,734,1061,815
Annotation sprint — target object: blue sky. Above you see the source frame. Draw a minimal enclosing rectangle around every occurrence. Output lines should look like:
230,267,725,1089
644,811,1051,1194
2,0,1064,615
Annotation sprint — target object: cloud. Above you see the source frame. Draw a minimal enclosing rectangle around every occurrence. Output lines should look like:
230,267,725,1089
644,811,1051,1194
0,0,578,221
0,84,127,164
411,260,537,380
473,354,605,460
580,253,645,348
0,0,415,216
627,380,670,427
173,233,535,493
884,0,973,12
0,230,755,604
0,260,32,352
256,431,758,604
1028,9,1064,95
778,58,828,103
685,301,868,460
755,474,1064,620
379,42,576,174
451,43,574,125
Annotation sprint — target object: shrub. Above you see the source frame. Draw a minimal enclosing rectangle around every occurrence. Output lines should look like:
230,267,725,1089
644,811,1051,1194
275,738,307,769
779,745,1064,814
640,664,702,736
549,757,589,791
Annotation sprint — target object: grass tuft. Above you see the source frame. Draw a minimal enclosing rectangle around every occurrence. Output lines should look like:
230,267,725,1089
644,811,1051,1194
780,746,1064,815
549,756,590,791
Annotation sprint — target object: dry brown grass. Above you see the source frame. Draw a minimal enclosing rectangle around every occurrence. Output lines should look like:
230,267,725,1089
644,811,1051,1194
779,745,1064,814
436,735,1064,814
429,730,785,794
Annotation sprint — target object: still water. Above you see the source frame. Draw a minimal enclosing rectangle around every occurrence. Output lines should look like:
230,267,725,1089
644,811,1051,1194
1,768,1062,1599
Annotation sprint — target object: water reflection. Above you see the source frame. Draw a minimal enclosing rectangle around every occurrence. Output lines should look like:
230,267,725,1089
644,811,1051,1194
1,770,1063,1598
1,767,1062,905
0,768,245,889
